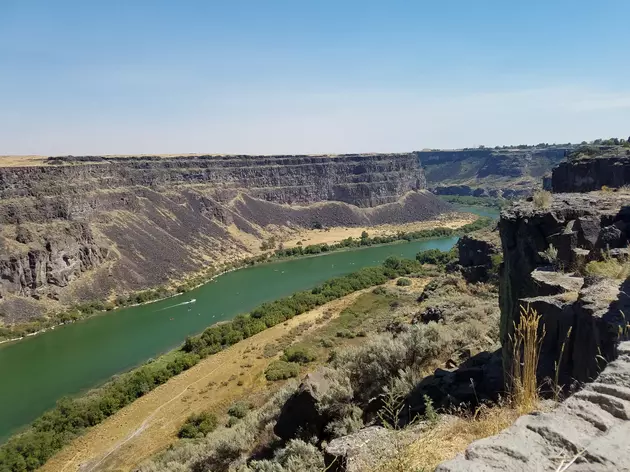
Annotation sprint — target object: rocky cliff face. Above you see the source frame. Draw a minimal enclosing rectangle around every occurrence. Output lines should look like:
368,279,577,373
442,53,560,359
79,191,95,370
499,193,630,382
552,146,630,193
0,153,450,323
456,228,501,283
418,147,571,198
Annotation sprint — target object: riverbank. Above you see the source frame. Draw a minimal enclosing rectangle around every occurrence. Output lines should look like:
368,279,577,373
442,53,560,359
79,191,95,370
0,212,487,344
0,257,429,471
39,283,394,472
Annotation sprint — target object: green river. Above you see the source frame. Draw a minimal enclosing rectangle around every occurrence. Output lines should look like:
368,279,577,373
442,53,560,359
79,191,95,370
0,205,498,442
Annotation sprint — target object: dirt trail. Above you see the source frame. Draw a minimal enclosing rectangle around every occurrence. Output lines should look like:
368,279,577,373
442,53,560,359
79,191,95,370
41,289,371,472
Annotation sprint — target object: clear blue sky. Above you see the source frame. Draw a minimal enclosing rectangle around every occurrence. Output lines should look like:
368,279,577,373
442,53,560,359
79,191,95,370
1,0,629,155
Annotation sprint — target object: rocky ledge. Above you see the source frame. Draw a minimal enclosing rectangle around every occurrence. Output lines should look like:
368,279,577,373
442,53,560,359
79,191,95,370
437,342,630,471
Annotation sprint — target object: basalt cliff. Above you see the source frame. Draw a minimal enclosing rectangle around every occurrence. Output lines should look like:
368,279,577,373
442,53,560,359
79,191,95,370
0,153,449,323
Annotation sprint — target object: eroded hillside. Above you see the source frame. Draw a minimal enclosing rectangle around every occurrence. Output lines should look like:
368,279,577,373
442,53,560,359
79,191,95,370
0,153,450,322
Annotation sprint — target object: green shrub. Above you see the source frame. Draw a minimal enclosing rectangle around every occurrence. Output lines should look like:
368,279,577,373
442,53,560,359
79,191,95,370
265,361,300,381
336,329,356,339
396,277,412,287
585,257,630,279
227,402,250,419
282,346,317,364
372,286,387,295
178,411,218,439
416,248,455,267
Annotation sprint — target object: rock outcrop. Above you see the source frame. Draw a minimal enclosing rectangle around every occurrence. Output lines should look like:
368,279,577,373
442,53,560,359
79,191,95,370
0,153,452,322
552,146,630,193
274,371,332,441
457,228,501,283
499,193,630,382
437,342,630,472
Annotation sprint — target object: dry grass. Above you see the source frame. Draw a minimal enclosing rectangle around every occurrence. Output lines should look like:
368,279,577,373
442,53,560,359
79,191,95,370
584,257,630,279
377,405,520,471
510,304,545,414
281,213,478,249
532,190,552,209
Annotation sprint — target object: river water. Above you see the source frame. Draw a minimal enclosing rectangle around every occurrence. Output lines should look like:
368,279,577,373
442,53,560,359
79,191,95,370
0,205,498,442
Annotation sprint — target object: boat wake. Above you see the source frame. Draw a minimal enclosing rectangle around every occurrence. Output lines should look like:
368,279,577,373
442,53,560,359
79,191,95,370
156,299,197,312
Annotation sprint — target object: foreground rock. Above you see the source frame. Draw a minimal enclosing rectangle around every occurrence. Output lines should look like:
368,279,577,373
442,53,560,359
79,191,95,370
437,342,630,471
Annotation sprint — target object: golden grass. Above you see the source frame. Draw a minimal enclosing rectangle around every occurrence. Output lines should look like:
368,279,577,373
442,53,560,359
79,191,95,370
281,213,478,249
532,190,552,209
510,304,545,414
377,405,520,471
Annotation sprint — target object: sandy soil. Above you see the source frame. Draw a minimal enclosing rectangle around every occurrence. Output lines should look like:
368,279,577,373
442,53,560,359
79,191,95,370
40,287,381,472
281,212,477,249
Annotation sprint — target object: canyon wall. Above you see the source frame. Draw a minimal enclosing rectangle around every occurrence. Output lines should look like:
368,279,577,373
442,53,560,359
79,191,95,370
419,147,571,198
0,153,450,323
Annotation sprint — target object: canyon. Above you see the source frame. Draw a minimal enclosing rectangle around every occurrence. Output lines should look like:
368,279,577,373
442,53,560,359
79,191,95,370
0,153,450,324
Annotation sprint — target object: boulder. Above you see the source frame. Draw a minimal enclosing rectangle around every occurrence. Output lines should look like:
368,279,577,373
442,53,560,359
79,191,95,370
529,269,583,296
406,350,504,418
324,427,394,472
274,371,332,441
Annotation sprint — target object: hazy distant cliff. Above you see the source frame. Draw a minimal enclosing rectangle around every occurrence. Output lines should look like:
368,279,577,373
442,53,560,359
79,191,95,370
0,153,449,323
418,147,572,198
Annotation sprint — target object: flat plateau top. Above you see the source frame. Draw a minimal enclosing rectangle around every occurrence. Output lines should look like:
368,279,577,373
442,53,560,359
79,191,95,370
0,153,413,168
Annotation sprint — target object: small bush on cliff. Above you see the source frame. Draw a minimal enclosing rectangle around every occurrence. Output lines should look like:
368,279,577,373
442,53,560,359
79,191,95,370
532,190,552,209
178,411,218,439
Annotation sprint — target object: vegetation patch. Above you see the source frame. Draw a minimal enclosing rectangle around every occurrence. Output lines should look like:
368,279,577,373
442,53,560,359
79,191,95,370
178,411,218,439
584,256,630,279
265,360,301,381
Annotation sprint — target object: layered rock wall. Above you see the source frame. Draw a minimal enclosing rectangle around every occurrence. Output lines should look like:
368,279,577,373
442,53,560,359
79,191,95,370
0,153,425,207
0,153,450,322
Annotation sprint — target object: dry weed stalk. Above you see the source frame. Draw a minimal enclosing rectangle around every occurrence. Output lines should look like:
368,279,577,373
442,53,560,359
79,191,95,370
510,304,545,413
553,326,572,401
